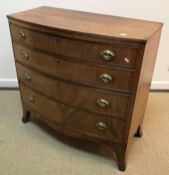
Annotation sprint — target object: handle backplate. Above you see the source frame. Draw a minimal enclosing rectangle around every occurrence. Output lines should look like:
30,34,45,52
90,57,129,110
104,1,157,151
18,31,26,40
99,73,112,83
97,98,110,108
23,73,31,81
28,95,34,103
101,50,115,61
96,122,107,131
21,52,29,60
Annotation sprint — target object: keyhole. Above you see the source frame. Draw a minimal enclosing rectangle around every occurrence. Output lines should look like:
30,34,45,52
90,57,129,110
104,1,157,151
124,57,130,64
57,82,60,87
57,60,61,66
55,36,61,43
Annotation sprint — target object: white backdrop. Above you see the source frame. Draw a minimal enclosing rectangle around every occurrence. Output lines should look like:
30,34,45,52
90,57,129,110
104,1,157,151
0,0,168,89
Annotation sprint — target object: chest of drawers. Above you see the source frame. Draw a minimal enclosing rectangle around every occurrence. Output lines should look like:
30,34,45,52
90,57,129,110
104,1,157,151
7,6,162,171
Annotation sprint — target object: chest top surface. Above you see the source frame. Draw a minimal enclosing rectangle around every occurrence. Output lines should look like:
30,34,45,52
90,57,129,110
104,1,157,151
8,6,162,42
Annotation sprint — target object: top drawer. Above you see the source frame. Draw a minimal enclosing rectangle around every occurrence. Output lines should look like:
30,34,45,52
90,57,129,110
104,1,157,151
10,24,138,68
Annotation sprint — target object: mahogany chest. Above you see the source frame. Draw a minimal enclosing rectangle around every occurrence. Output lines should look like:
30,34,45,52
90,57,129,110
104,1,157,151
7,6,163,171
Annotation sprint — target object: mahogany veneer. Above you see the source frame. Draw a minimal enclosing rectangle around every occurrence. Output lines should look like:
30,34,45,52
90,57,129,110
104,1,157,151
7,6,163,171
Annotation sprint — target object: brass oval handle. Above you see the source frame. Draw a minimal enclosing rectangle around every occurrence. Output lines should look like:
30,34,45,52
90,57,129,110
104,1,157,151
18,31,26,40
97,99,110,108
23,73,31,81
96,122,107,131
101,50,115,61
21,52,29,60
100,73,112,84
28,95,34,103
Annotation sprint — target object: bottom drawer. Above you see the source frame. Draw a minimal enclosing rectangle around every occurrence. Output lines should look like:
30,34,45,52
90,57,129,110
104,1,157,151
20,83,125,142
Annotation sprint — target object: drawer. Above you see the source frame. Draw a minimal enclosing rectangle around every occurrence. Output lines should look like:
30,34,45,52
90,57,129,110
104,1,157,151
16,63,129,117
13,43,133,92
20,83,125,142
11,24,138,68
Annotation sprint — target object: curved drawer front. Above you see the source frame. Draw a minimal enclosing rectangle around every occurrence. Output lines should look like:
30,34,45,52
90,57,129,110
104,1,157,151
13,43,133,92
20,83,125,142
11,24,138,68
17,63,129,117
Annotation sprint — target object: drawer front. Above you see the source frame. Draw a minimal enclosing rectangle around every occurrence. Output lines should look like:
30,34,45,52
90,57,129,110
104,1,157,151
13,43,133,92
16,63,129,117
11,24,138,68
20,83,125,142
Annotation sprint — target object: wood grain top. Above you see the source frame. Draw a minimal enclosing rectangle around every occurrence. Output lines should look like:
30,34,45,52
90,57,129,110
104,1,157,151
8,6,163,41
